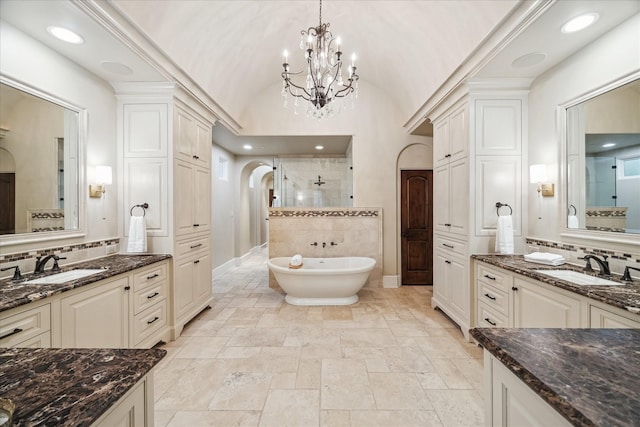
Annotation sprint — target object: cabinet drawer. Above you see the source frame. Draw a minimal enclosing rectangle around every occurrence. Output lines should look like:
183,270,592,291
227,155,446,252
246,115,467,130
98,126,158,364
477,303,509,328
133,280,167,315
14,331,52,348
478,282,509,316
0,304,51,347
176,236,210,258
133,300,167,346
133,262,167,292
435,235,466,257
477,264,510,292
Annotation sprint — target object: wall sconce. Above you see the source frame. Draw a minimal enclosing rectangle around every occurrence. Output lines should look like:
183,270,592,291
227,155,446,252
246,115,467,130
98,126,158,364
90,165,112,198
529,164,554,197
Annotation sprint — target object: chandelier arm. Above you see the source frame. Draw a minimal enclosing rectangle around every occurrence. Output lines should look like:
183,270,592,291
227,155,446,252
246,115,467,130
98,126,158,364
323,63,343,99
284,79,312,100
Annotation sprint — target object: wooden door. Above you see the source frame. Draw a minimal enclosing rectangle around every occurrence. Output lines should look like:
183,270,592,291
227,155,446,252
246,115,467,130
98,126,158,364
401,170,433,285
0,173,15,234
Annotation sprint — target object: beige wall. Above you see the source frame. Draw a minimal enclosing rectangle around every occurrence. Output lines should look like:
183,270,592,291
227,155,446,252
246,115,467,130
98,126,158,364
268,208,383,289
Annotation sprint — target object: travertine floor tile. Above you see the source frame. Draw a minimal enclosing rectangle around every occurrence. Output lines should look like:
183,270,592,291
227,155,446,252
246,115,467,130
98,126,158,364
259,389,320,426
154,247,484,425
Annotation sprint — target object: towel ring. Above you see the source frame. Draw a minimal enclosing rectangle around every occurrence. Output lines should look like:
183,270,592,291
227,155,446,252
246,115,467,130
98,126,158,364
495,202,512,216
130,203,149,217
568,204,577,215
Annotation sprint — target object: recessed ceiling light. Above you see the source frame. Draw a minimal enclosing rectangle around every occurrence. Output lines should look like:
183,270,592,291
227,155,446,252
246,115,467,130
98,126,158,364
561,13,599,34
243,144,252,150
512,52,546,68
315,145,324,150
100,61,133,75
46,26,84,44
602,143,616,148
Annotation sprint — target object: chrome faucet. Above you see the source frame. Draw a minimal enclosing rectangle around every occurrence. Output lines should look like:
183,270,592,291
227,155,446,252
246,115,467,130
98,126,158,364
34,255,65,273
581,254,611,277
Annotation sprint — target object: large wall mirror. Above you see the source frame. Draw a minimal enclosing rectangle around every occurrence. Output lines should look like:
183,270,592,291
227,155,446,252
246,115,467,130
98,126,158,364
0,77,84,244
565,74,640,237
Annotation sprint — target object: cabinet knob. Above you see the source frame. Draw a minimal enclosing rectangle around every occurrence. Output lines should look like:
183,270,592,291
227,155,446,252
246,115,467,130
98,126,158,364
193,224,200,227
511,286,518,291
445,260,452,264
194,259,200,264
193,155,200,160
124,285,131,291
444,223,451,227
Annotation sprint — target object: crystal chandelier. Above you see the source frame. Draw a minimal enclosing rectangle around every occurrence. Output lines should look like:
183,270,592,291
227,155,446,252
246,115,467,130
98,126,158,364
281,0,359,119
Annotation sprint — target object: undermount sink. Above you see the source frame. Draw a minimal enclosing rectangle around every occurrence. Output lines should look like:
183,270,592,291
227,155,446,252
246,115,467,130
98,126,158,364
533,270,622,286
24,269,105,284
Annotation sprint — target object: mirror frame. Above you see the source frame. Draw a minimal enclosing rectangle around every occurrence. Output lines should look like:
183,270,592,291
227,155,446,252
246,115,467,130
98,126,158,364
0,75,86,247
558,70,640,245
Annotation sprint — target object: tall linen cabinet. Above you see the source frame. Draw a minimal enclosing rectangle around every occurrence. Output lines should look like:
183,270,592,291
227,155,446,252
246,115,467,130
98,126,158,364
429,80,530,341
114,83,216,339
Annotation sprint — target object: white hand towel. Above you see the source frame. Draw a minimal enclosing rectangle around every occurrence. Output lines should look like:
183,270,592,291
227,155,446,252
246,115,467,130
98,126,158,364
289,254,303,266
495,215,514,254
567,215,579,229
127,215,147,253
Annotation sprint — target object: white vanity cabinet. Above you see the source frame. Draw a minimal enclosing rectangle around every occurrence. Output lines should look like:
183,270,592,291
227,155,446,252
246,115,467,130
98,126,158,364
0,303,51,348
92,374,154,427
433,239,468,331
473,259,640,329
484,352,571,427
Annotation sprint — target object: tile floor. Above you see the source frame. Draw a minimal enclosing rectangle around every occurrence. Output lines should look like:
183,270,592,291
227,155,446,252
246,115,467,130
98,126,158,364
154,248,485,427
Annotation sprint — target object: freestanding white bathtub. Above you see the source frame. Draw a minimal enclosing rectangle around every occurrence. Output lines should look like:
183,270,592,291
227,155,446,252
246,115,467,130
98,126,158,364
267,257,376,306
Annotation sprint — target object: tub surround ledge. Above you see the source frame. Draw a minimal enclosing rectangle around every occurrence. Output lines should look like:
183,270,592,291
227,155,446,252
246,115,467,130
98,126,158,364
0,254,171,312
0,347,166,427
471,254,640,315
471,327,640,427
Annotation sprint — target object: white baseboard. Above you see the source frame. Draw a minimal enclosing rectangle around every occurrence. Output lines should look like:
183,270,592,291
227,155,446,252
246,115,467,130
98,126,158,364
213,257,238,277
382,275,399,288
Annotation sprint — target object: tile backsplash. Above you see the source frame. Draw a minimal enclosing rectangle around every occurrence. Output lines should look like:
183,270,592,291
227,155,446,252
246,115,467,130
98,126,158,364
0,238,119,279
526,237,639,275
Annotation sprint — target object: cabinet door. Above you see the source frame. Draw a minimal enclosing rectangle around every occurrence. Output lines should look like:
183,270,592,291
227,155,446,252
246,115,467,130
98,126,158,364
474,99,521,155
122,103,168,157
512,278,581,328
432,250,449,302
449,158,468,236
61,278,129,348
489,354,571,427
93,379,146,427
447,255,468,321
448,104,468,162
590,306,640,328
193,166,211,233
194,120,212,168
174,106,196,163
433,118,450,166
433,165,450,233
174,256,196,320
174,160,195,236
193,251,212,301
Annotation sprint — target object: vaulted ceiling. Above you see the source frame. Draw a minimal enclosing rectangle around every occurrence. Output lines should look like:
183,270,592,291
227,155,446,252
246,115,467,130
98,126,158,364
2,1,638,155
109,0,518,125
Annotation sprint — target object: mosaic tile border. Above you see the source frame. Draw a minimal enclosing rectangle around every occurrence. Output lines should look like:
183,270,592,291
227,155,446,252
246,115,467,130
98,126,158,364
526,238,639,263
0,238,120,263
269,208,380,218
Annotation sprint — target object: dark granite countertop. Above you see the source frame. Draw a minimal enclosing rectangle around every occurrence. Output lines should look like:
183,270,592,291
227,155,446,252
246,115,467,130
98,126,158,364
471,328,640,427
0,347,166,427
472,254,640,316
0,254,171,313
